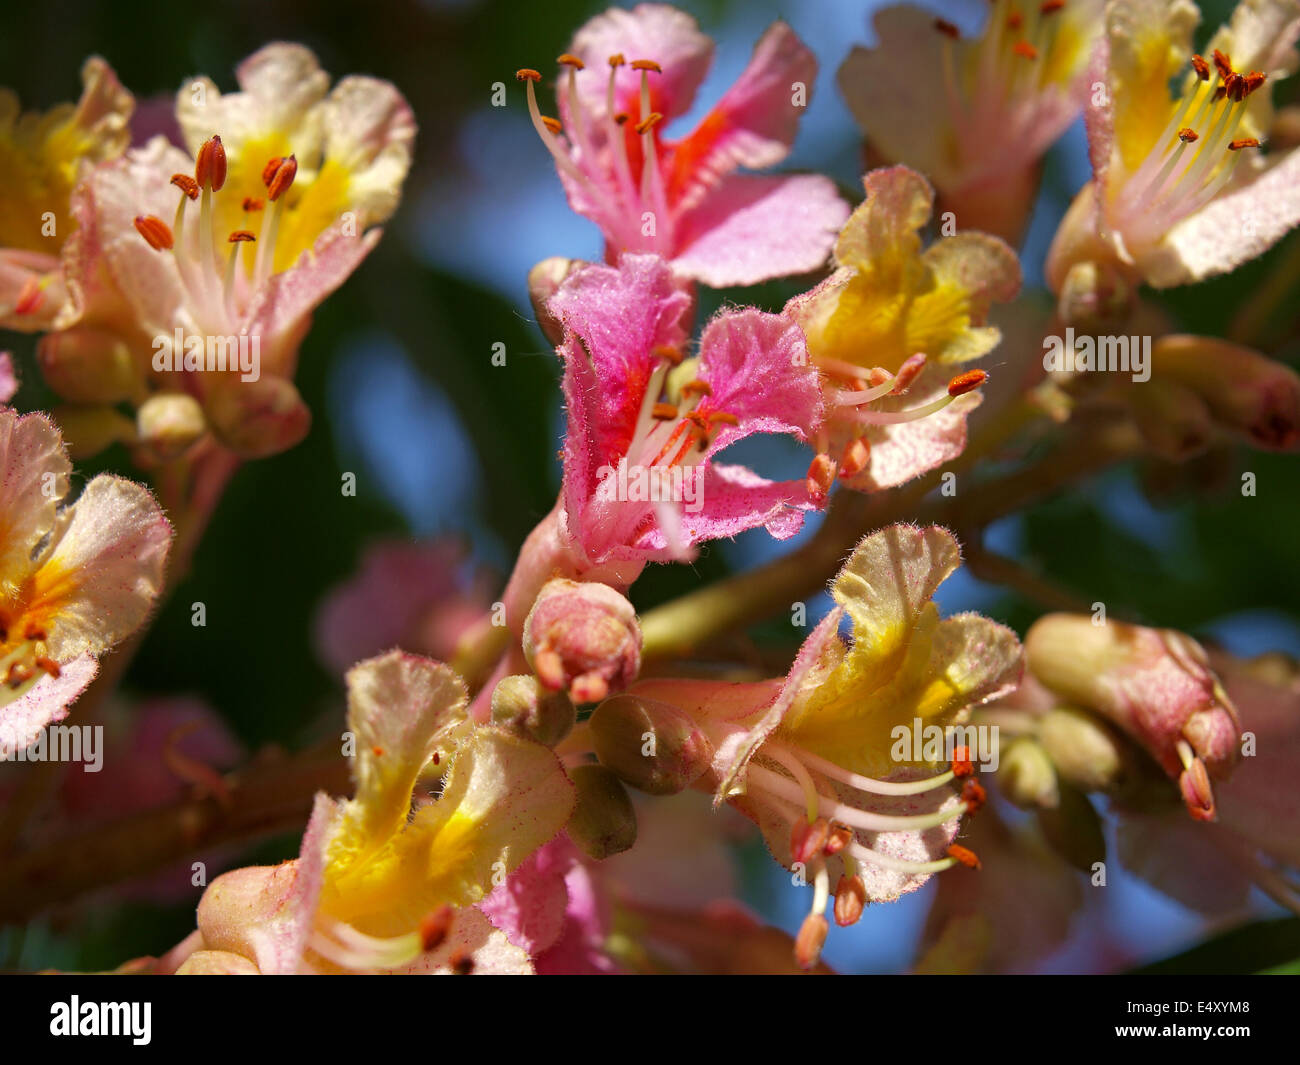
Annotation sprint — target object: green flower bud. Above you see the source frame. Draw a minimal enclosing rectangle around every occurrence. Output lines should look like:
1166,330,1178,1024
590,693,712,795
1038,706,1131,794
490,674,575,747
998,737,1059,809
567,764,637,860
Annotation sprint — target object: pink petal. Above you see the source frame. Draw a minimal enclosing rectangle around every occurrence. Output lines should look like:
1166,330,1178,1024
0,410,68,583
0,654,97,757
697,307,823,445
35,474,172,660
478,836,579,956
567,3,714,123
665,21,817,208
1143,148,1300,288
672,173,847,287
0,352,15,404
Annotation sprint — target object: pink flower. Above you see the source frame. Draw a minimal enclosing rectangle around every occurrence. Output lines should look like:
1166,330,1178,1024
1115,651,1300,915
0,58,133,332
1025,613,1242,821
39,43,415,458
1047,0,1300,291
313,538,495,676
600,525,1022,968
786,167,1020,493
505,253,822,623
175,652,574,974
838,1,1103,242
0,408,171,758
515,3,848,286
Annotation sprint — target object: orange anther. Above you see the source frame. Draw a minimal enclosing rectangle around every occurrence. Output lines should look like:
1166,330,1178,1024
134,214,175,251
680,378,712,397
1228,137,1261,150
1178,127,1199,142
557,53,585,69
1212,49,1233,80
35,656,61,678
651,402,679,420
1190,54,1210,81
541,115,563,134
515,68,542,82
630,59,662,72
1013,40,1039,60
634,112,663,135
833,875,866,927
227,230,256,243
946,844,981,869
243,197,265,212
170,173,199,200
934,17,959,38
194,135,227,191
952,746,974,778
608,53,626,68
962,778,988,815
948,369,988,397
265,154,298,200
839,436,870,479
806,453,836,504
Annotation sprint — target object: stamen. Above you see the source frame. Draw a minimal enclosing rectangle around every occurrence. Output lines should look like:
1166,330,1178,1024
265,154,298,201
791,816,831,864
1013,40,1038,60
194,135,227,191
839,436,870,479
791,746,960,796
634,112,662,135
243,197,264,212
833,875,866,927
556,53,585,69
680,378,711,397
1178,128,1198,142
806,453,836,505
794,913,828,970
651,402,678,420
1228,138,1260,150
750,764,967,833
946,844,981,869
630,59,661,72
541,116,563,134
170,173,199,200
962,777,987,814
1190,54,1210,81
224,231,255,306
934,17,960,38
948,369,988,396
134,215,175,251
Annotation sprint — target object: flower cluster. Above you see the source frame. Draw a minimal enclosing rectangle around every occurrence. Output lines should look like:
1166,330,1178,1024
3,0,1298,979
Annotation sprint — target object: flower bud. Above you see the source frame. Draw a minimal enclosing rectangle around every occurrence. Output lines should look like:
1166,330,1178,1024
1056,259,1135,334
998,737,1059,809
528,257,579,347
136,393,207,461
589,693,712,795
51,405,136,459
1151,335,1300,451
490,673,575,747
523,578,641,703
566,763,637,860
1037,705,1132,794
204,376,311,458
1026,613,1241,819
1127,378,1214,460
37,327,139,404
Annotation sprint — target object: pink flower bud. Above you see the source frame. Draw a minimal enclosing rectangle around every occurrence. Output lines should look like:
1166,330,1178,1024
522,578,641,703
1025,614,1241,820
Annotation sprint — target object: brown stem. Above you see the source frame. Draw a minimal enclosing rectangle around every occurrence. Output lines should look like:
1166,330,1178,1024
0,740,350,924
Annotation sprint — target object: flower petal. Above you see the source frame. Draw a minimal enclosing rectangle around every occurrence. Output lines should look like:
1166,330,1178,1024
671,173,847,287
0,653,96,757
0,410,68,592
29,474,171,660
666,21,817,207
